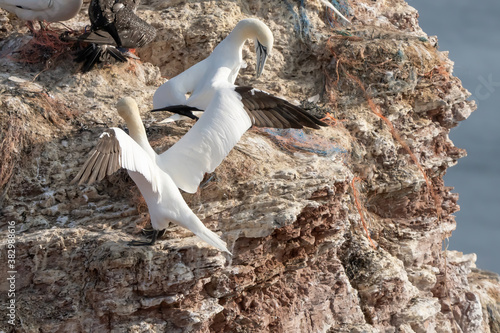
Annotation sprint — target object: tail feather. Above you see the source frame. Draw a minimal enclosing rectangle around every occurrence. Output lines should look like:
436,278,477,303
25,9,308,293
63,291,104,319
193,227,231,255
75,43,127,72
75,44,102,72
106,45,128,62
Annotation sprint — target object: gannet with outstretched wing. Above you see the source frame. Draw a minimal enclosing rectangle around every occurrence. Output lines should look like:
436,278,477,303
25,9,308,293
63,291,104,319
0,0,82,24
153,18,272,112
152,18,327,193
71,97,230,253
72,0,156,72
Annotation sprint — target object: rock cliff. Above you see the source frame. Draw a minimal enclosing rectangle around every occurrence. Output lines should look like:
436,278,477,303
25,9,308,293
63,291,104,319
1,0,499,332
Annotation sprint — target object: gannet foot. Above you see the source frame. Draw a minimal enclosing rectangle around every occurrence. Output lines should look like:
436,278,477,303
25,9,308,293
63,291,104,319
141,227,166,238
38,21,47,31
129,228,165,246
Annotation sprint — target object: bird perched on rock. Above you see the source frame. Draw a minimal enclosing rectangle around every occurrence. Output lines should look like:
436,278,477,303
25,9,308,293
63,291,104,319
71,97,230,253
0,0,82,31
73,0,156,72
152,18,327,193
73,20,325,247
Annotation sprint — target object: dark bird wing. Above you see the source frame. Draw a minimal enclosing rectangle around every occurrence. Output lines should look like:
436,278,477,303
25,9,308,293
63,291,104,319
74,42,128,73
71,129,122,185
89,0,140,29
73,29,118,45
71,127,161,196
74,15,156,49
151,87,327,129
88,0,153,47
235,86,327,129
88,0,122,45
112,6,156,48
71,0,155,72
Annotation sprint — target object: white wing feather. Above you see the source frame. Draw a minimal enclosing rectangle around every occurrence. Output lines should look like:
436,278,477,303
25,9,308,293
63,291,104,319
158,87,252,193
112,128,163,202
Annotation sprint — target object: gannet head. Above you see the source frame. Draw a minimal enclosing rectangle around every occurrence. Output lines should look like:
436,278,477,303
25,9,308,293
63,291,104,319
252,20,273,78
234,19,273,78
116,97,140,122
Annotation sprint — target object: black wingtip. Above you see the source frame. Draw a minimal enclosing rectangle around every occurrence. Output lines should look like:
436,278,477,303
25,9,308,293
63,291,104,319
236,86,329,129
75,44,102,72
151,105,202,120
75,44,127,73
106,46,128,62
311,117,329,128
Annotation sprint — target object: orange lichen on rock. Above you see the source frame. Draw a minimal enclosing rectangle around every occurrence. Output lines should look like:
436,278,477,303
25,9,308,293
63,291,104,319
350,176,376,249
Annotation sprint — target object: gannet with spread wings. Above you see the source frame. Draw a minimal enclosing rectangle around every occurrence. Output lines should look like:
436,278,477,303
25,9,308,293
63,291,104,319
152,18,327,193
72,97,230,253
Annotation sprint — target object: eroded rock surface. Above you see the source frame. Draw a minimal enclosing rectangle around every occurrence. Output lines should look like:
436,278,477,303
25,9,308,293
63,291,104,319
0,0,498,332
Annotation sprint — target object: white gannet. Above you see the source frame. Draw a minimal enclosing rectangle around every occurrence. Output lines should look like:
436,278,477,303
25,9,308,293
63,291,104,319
72,0,156,72
0,0,82,28
151,18,327,193
71,97,230,253
152,18,273,113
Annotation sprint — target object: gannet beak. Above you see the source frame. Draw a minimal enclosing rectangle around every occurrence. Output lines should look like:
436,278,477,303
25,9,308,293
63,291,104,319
150,105,202,121
256,40,268,78
151,106,173,112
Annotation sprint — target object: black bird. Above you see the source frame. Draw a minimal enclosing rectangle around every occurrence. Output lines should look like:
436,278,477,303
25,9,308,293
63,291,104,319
73,0,156,72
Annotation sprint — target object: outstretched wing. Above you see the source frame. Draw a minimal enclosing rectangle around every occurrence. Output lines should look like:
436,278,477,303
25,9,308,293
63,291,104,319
153,86,327,129
71,128,162,198
236,87,327,129
158,87,252,193
155,86,326,193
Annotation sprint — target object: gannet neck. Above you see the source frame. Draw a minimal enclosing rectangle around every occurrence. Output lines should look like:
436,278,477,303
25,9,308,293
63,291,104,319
224,19,272,45
217,18,273,78
218,18,273,57
116,97,156,159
